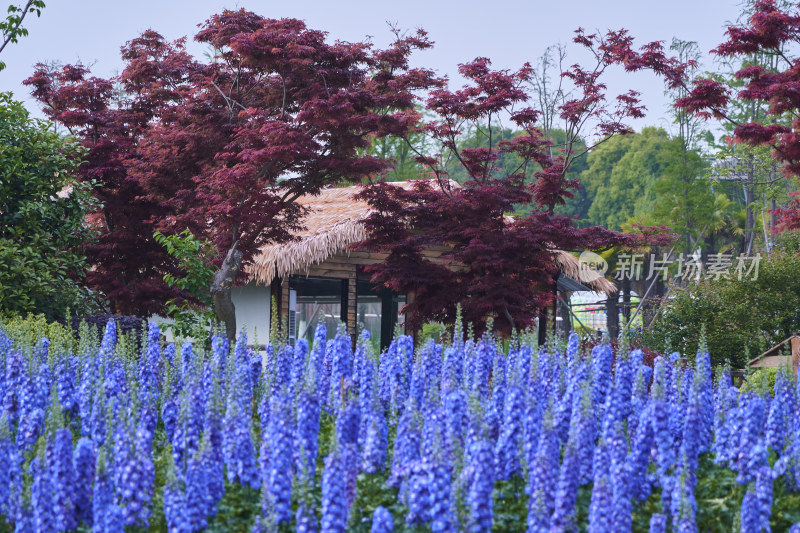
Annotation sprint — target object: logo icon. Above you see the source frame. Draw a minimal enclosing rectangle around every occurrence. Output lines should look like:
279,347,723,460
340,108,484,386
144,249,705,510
577,251,608,282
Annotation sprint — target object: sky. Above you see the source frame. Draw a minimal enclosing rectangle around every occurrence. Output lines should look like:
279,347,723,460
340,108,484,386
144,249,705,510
0,0,746,133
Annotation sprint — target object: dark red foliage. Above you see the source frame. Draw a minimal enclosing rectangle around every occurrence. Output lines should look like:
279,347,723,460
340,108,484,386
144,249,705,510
25,10,440,315
357,50,674,334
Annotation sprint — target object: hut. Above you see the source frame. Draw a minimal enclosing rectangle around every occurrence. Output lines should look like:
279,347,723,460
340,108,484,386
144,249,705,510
749,335,800,377
233,181,615,349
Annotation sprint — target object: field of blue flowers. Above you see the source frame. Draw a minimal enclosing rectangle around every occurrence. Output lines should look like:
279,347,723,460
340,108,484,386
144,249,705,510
1,317,800,533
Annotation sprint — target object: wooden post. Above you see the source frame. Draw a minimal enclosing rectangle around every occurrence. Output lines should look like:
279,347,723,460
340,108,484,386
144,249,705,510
792,335,800,378
280,276,290,332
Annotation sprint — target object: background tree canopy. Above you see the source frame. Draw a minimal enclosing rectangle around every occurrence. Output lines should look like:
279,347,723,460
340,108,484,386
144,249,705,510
0,92,97,320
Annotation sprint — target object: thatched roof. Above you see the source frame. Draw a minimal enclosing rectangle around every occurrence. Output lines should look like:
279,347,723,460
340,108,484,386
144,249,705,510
245,181,616,294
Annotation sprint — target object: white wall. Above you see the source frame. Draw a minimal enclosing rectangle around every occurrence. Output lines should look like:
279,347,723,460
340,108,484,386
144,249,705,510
232,283,271,347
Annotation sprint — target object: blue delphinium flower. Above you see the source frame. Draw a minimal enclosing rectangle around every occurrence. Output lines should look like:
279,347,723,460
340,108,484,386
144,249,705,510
320,447,348,533
471,337,494,398
274,341,297,395
56,357,77,414
266,391,293,525
735,394,768,485
588,438,612,533
93,449,125,533
184,445,212,531
15,372,44,451
739,466,773,533
607,420,632,533
296,386,321,486
550,440,581,532
590,343,613,421
627,402,655,502
712,370,737,465
362,408,388,474
73,437,95,526
494,380,523,481
290,335,309,393
222,391,260,489
0,417,16,518
330,326,353,409
336,400,361,511
466,439,494,532
444,390,468,461
651,357,675,476
409,356,426,412
389,404,421,486
31,456,57,533
766,369,792,453
358,354,376,447
371,505,394,533
163,454,189,533
527,415,559,532
3,349,24,425
114,421,155,528
404,460,433,527
670,461,697,533
98,319,118,362
648,513,667,533
429,461,455,532
48,427,78,531
139,323,161,406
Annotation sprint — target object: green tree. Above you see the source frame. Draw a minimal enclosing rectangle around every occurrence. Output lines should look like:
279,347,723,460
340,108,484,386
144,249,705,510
582,127,673,229
0,92,97,319
642,232,800,367
0,1,45,71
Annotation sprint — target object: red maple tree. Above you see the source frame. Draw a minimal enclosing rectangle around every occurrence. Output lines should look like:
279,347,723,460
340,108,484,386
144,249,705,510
357,38,675,334
26,10,440,335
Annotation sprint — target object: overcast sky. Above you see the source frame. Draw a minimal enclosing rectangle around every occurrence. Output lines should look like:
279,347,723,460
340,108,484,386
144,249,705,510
0,0,745,133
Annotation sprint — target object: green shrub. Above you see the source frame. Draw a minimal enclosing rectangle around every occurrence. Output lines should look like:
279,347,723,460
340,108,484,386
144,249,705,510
642,243,800,368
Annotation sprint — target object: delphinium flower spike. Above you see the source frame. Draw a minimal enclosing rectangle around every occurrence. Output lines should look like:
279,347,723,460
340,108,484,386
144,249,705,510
371,505,394,533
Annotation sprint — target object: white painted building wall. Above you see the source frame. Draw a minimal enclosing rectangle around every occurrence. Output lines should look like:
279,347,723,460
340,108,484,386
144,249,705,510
231,283,271,347
148,284,271,347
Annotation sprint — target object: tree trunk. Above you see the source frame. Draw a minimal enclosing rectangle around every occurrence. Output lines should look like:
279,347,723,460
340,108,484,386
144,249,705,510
606,286,619,340
211,241,243,340
621,276,631,329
